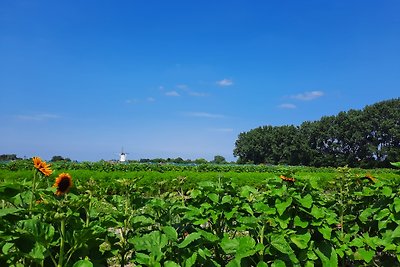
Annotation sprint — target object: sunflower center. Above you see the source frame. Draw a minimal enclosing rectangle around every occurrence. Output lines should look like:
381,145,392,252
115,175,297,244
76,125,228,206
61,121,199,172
58,178,71,192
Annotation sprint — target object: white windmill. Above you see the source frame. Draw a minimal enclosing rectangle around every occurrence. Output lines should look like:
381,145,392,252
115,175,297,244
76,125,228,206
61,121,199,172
119,147,129,162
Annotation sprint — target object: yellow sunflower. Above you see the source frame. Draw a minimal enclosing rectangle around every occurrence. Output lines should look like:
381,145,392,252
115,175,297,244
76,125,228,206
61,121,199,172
363,173,377,183
53,173,73,196
279,175,295,182
32,157,53,176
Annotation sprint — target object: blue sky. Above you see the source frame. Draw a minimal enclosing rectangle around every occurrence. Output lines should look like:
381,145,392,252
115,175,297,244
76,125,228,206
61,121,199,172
1,1,399,162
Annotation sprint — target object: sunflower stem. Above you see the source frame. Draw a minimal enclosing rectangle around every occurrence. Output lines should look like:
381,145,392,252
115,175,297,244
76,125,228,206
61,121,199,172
58,218,66,267
30,170,37,212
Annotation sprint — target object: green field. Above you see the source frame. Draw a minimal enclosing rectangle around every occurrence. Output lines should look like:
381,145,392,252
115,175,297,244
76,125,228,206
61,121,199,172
1,161,400,266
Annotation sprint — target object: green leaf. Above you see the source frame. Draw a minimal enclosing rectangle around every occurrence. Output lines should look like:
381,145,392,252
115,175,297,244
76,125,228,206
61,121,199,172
197,248,212,259
357,248,374,263
271,259,286,267
391,225,400,238
221,237,239,254
29,243,46,260
290,232,311,249
199,230,219,242
185,252,197,267
135,252,150,265
162,226,178,241
178,232,202,248
221,195,232,204
374,208,390,220
253,202,276,215
311,206,325,219
190,189,202,198
241,203,254,215
72,259,93,267
394,197,400,213
390,162,400,168
0,207,22,217
298,194,313,209
315,241,338,267
294,215,308,228
2,243,13,255
240,186,257,198
256,262,268,267
208,193,219,203
275,197,292,216
381,186,392,197
318,226,332,240
164,261,180,267
226,258,241,267
271,235,294,255
359,207,375,223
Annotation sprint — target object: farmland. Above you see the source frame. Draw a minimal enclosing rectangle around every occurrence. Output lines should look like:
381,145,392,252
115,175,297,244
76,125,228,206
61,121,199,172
1,160,400,266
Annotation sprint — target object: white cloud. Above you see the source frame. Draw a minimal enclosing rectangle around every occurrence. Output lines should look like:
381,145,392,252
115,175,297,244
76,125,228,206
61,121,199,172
291,91,324,101
125,99,138,104
147,97,155,102
185,112,225,119
165,91,180,97
279,103,297,109
16,113,60,121
216,78,233,87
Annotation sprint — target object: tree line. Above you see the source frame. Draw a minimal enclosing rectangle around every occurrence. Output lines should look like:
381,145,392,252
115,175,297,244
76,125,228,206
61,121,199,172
234,98,400,168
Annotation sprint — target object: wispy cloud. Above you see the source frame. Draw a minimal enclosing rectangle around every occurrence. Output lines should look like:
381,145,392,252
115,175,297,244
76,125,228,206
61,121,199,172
16,113,60,121
165,91,180,97
185,112,225,119
290,91,324,101
216,78,233,87
147,97,155,102
125,99,138,104
278,103,297,109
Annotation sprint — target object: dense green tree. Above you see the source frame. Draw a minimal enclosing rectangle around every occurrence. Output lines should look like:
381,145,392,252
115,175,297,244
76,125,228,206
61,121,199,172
212,155,227,164
0,154,21,161
50,155,71,162
234,98,400,168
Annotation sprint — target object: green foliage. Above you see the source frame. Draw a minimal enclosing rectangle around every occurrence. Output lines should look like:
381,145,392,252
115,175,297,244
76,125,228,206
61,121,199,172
234,98,400,168
1,163,400,266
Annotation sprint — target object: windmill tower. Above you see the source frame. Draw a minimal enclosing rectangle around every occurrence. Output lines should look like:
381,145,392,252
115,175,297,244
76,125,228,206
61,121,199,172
119,147,129,162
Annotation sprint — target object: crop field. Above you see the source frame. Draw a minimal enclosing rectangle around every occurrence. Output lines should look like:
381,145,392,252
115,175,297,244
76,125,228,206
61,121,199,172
1,159,400,267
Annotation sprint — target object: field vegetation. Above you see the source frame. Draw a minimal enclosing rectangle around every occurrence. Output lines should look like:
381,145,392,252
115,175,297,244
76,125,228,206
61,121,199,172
1,160,400,266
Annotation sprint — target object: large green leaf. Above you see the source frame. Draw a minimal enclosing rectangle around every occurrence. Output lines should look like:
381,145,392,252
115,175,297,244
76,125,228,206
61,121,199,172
314,241,338,267
185,252,197,267
178,232,202,248
208,193,219,203
356,248,374,263
0,207,22,217
290,232,311,249
271,235,294,255
271,259,286,267
393,197,400,213
164,261,180,267
318,226,332,240
390,162,400,168
162,226,178,241
374,208,390,221
311,206,325,219
298,194,313,209
72,259,93,267
275,197,292,216
294,215,308,228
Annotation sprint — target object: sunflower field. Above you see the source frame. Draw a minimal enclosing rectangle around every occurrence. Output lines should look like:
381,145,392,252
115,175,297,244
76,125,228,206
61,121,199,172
1,159,400,266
